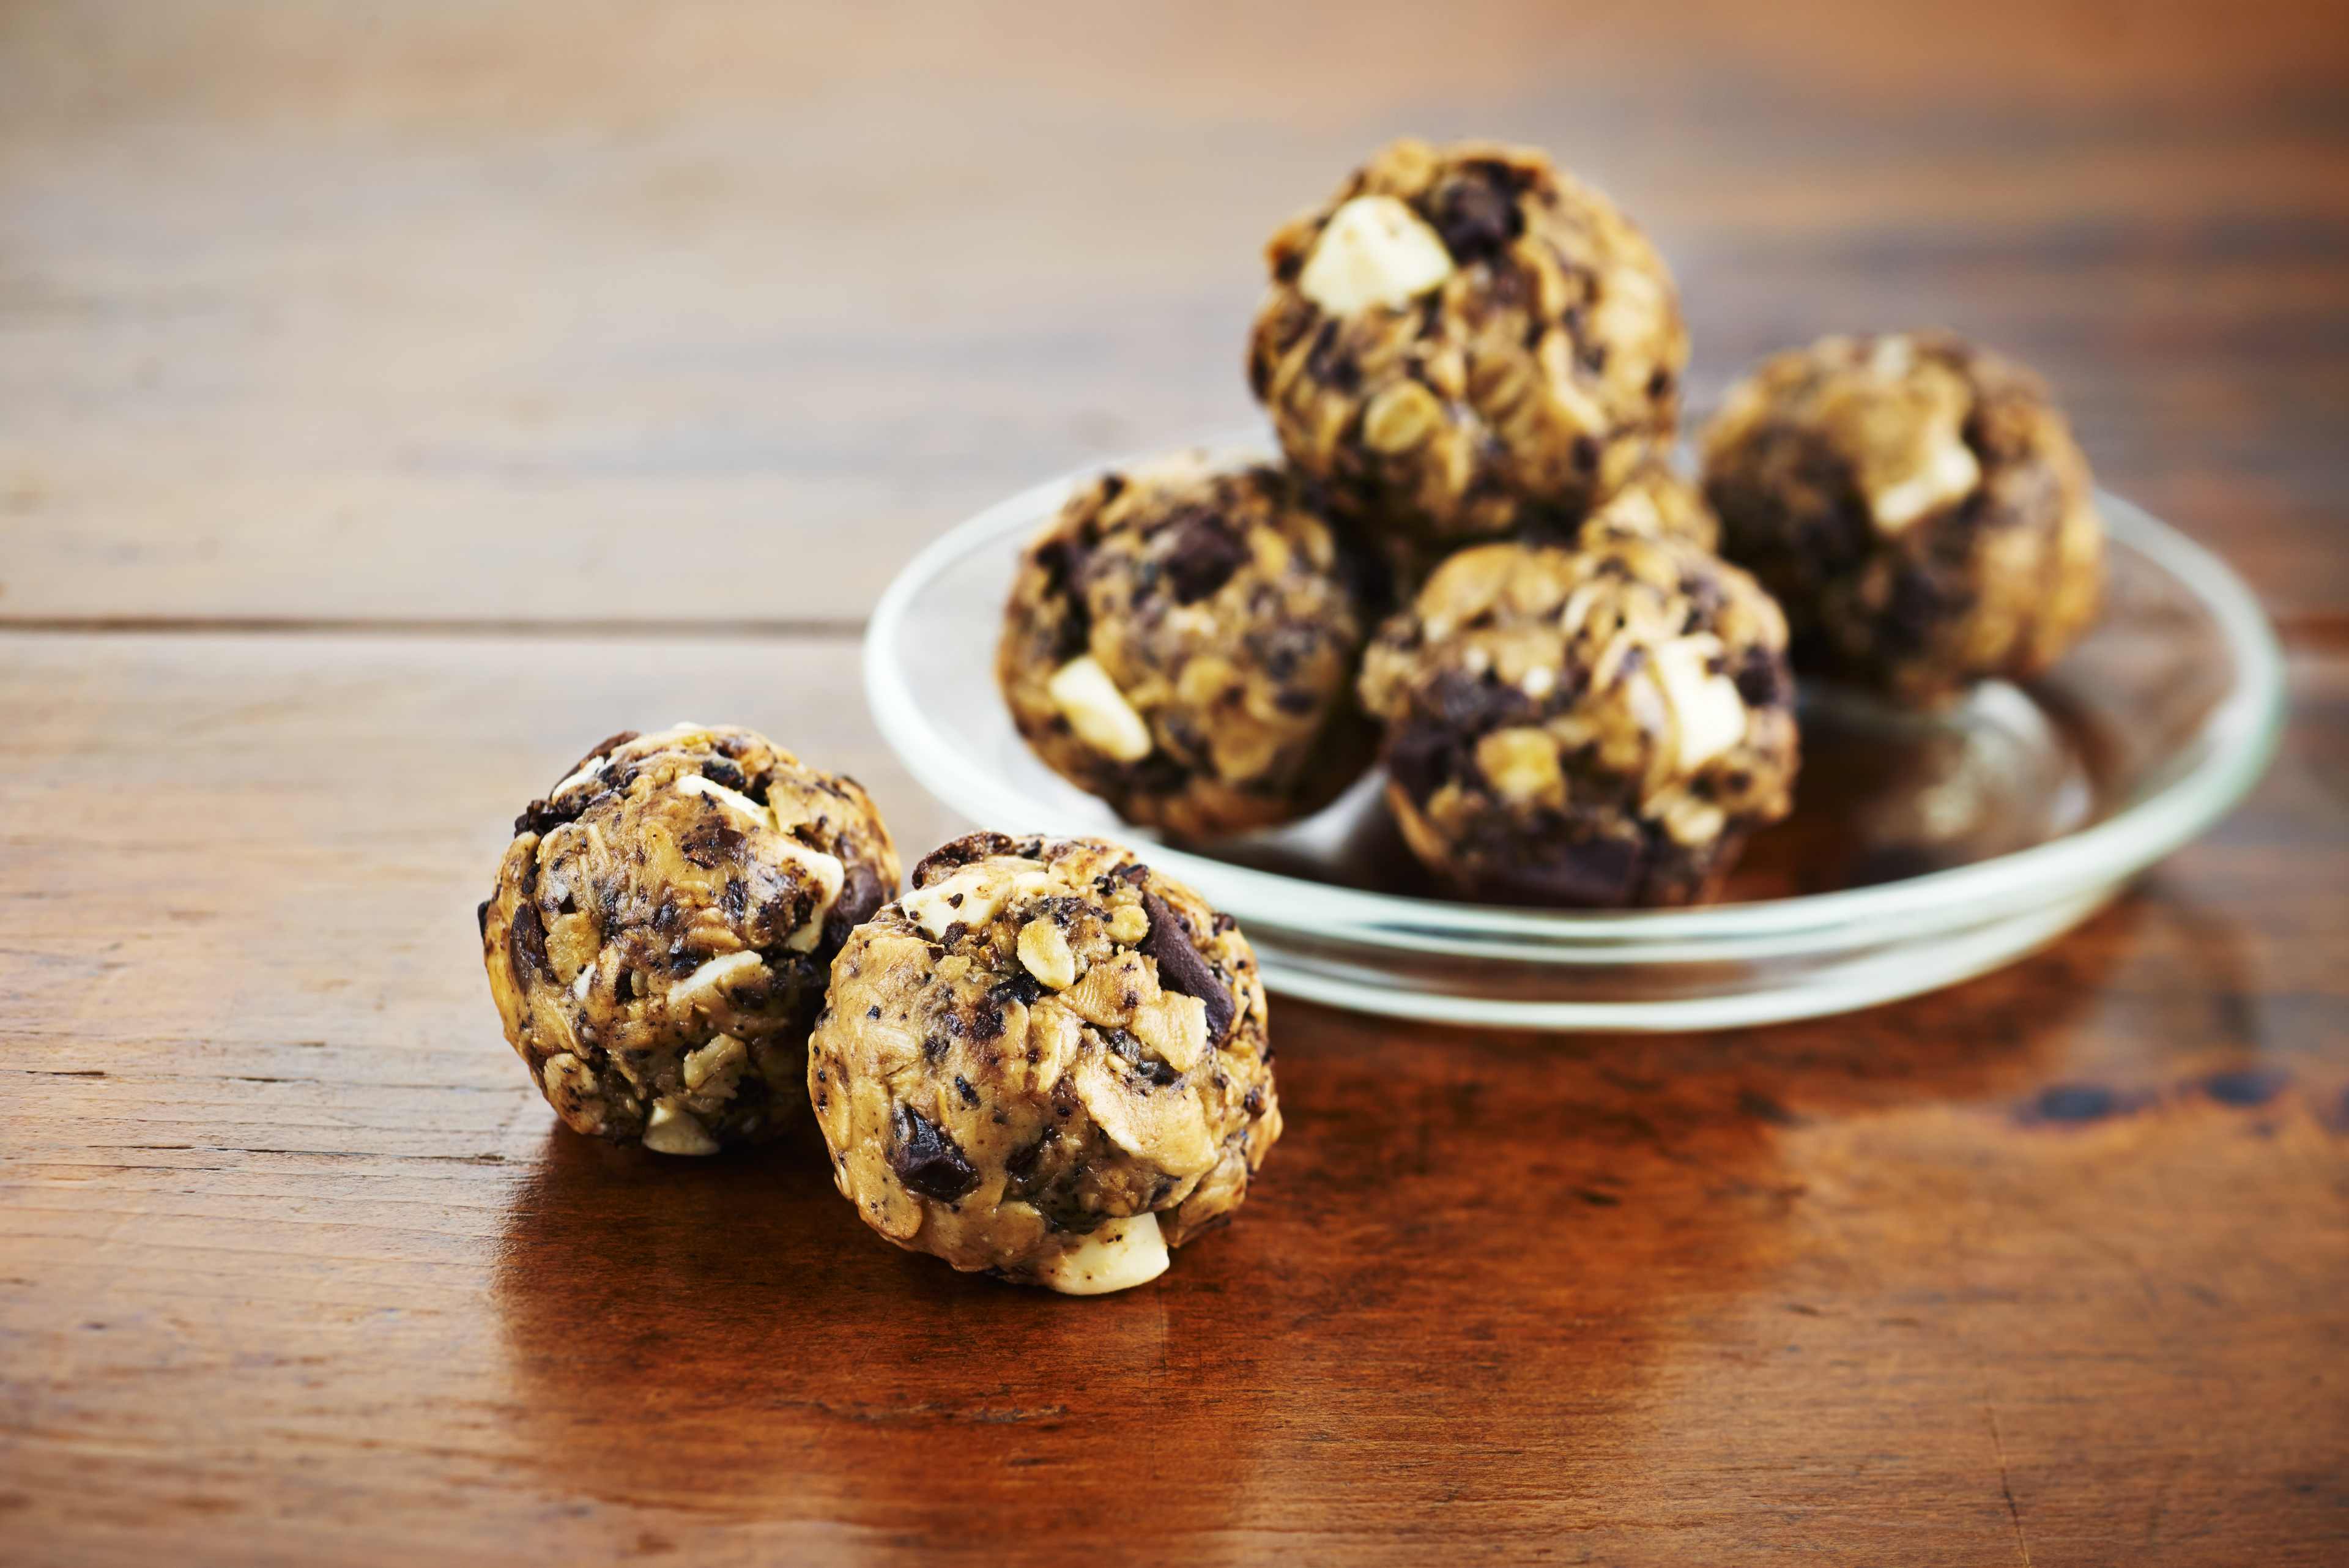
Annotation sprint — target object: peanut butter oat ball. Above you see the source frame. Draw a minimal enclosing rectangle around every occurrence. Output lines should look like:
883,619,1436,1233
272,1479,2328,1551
1701,332,2103,707
1358,534,1798,907
808,833,1280,1295
481,724,900,1155
998,454,1375,839
1247,137,1688,552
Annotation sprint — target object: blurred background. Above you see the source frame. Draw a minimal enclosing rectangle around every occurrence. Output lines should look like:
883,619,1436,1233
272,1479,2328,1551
4,0,2343,630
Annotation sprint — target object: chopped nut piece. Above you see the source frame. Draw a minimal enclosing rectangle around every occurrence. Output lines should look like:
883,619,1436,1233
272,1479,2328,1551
666,949,763,1013
1016,918,1079,990
1474,727,1566,806
1033,1212,1170,1296
643,1101,720,1156
681,1033,748,1094
1047,656,1154,762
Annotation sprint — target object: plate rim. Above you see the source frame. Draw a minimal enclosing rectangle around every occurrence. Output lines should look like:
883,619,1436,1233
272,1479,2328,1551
863,431,2287,986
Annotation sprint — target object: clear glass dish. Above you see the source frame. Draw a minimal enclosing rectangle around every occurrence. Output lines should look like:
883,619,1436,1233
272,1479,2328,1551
864,435,2286,1030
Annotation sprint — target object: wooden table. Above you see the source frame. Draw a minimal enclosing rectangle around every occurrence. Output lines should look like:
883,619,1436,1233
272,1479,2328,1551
4,4,2345,1562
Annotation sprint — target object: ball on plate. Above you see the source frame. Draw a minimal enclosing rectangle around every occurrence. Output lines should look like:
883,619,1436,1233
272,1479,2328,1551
1357,532,1799,906
807,833,1280,1294
481,724,900,1154
997,453,1376,839
1247,137,1687,550
1700,331,2103,706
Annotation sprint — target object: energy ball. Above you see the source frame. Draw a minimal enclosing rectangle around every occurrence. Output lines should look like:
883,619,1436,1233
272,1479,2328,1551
1247,137,1688,551
1358,533,1798,907
998,453,1375,839
481,724,900,1155
808,833,1280,1295
1700,332,2103,706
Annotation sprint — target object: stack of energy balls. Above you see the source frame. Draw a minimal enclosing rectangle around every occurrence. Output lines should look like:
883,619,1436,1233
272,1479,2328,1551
483,725,1280,1295
999,137,2105,905
479,136,2111,1302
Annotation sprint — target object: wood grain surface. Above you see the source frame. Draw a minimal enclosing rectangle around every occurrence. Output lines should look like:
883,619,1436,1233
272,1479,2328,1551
3,2,2346,1564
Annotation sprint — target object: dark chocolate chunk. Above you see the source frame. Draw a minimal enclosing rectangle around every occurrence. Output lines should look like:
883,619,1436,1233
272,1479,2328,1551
571,730,640,773
1507,834,1641,907
506,899,549,978
677,817,744,869
1138,890,1236,1042
1161,513,1251,605
990,971,1044,1008
475,899,491,938
1382,718,1463,805
1734,646,1789,710
888,1104,979,1202
911,833,1025,888
512,796,587,839
822,860,887,949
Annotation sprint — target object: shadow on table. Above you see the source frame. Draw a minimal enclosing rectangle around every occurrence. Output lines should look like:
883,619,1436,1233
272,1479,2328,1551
488,904,2129,1540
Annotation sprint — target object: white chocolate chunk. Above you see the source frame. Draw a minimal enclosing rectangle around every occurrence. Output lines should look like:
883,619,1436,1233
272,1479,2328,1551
1871,437,1980,533
1016,918,1078,990
666,949,763,1013
675,771,774,825
643,1101,720,1156
547,755,609,800
1650,634,1749,775
1297,195,1456,316
1035,1211,1170,1296
901,859,1039,940
1047,656,1154,762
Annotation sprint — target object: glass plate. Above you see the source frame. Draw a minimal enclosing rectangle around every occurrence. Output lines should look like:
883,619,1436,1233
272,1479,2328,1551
864,434,2286,1030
